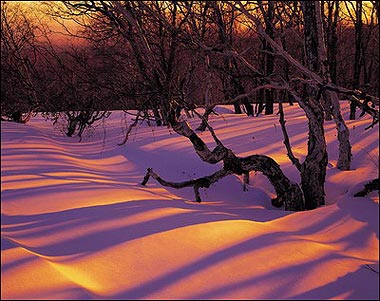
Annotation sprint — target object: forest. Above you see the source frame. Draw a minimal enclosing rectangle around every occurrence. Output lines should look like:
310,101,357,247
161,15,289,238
1,1,379,300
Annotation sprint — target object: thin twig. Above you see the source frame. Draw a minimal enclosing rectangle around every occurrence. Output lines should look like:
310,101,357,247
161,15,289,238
364,264,379,274
118,111,141,146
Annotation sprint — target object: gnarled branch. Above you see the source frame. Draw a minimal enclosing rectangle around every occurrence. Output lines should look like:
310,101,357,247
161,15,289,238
141,167,233,202
143,111,305,211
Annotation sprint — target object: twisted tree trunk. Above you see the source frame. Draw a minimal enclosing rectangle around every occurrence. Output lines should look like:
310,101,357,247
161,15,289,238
300,102,328,209
300,1,329,208
142,111,305,211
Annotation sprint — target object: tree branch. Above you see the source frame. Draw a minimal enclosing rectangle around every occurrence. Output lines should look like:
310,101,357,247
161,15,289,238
278,102,302,171
118,111,141,146
169,115,228,164
141,167,233,202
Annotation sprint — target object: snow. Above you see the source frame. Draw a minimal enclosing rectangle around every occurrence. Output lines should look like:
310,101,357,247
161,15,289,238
1,102,379,300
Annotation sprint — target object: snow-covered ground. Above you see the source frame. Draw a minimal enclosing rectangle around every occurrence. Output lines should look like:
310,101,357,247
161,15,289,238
1,102,379,299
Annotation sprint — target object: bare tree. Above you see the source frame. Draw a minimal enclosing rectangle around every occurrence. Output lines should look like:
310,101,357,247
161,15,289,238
211,1,253,116
1,2,42,122
59,1,197,127
138,0,376,209
322,1,340,84
344,1,379,119
346,1,364,119
24,0,376,211
257,0,275,115
33,30,113,138
298,1,329,208
142,109,304,211
57,1,305,210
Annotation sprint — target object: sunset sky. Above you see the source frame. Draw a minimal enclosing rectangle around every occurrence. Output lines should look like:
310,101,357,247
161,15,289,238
8,0,378,48
6,1,82,46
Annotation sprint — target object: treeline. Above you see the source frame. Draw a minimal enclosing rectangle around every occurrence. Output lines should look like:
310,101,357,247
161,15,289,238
1,1,378,119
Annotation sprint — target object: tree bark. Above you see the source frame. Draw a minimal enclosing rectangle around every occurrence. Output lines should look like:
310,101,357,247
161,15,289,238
197,54,213,131
303,1,352,171
323,90,352,170
350,1,363,120
196,106,215,131
237,1,352,170
260,1,275,115
142,151,305,211
147,111,306,211
299,98,328,209
241,155,304,211
233,102,242,114
300,1,329,209
242,98,254,116
323,1,339,84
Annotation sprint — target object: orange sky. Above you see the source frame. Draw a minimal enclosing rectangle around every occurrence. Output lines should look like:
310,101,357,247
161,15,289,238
6,1,83,47
7,0,378,47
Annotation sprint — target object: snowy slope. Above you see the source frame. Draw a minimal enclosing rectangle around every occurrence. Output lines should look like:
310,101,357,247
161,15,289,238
1,102,379,299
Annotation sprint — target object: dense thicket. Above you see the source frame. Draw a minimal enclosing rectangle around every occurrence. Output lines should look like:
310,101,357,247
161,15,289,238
1,1,379,115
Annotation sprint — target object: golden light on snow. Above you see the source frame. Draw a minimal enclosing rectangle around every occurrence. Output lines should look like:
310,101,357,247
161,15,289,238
1,103,379,299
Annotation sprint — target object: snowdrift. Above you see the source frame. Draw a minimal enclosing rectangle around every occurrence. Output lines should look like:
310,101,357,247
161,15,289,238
1,103,378,299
